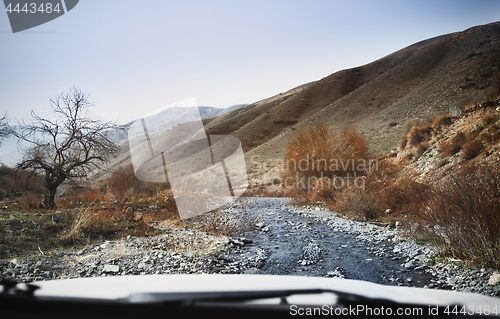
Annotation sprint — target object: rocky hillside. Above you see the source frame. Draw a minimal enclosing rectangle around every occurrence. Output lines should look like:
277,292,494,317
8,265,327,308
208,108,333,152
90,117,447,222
398,97,500,182
204,21,500,168
98,21,500,187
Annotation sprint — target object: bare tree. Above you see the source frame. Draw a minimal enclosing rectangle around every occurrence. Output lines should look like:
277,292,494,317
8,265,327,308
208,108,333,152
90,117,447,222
0,113,9,146
11,88,128,208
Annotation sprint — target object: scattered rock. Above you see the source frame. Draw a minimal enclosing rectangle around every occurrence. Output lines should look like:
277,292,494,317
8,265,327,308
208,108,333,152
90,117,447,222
100,242,111,249
102,264,120,273
488,274,500,286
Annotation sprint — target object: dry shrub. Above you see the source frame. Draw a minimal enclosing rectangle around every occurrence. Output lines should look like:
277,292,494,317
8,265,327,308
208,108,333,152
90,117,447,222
407,124,433,146
482,113,500,126
415,142,429,156
439,132,465,156
107,164,144,198
82,189,101,203
14,192,42,209
482,72,500,101
308,177,338,206
400,113,453,151
480,128,500,144
432,114,454,129
197,211,238,236
242,188,280,198
462,138,484,160
377,175,429,218
323,157,428,222
236,207,261,234
105,164,170,201
403,116,434,135
333,186,378,221
134,207,178,235
417,163,500,267
282,124,369,188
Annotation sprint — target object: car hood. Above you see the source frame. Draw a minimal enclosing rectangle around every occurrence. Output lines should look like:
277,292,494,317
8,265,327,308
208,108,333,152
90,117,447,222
30,274,500,307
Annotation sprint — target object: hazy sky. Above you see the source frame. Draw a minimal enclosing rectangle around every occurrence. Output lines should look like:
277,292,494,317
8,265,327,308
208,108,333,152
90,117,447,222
1,0,500,126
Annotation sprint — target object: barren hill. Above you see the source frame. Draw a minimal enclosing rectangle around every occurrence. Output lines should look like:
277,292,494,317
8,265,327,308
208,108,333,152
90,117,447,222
99,21,500,187
205,22,500,169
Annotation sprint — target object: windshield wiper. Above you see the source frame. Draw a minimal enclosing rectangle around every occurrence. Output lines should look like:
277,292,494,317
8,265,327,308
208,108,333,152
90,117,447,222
0,280,476,318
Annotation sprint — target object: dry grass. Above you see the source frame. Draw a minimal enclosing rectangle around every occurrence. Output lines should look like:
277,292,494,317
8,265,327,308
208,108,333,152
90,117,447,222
63,205,96,241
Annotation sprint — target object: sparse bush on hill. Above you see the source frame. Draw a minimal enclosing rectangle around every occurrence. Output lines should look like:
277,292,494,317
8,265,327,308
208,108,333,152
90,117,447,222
438,132,465,156
462,138,484,160
398,136,408,150
432,114,453,129
480,127,500,144
415,142,429,156
407,124,433,146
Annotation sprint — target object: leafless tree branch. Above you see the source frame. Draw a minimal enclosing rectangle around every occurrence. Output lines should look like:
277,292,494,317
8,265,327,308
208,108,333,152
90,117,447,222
0,113,9,146
11,87,129,207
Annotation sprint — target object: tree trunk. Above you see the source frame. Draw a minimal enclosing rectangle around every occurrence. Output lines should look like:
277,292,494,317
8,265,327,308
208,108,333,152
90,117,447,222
46,187,57,208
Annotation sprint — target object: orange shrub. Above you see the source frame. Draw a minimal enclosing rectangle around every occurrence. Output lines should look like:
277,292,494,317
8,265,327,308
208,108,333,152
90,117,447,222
282,124,370,189
107,164,143,198
323,157,428,222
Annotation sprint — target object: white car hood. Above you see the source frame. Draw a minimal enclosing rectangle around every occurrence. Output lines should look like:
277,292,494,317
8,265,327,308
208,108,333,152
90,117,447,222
30,274,500,308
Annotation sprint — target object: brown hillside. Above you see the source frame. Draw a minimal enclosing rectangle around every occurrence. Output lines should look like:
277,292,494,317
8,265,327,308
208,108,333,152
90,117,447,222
98,21,500,187
205,22,500,171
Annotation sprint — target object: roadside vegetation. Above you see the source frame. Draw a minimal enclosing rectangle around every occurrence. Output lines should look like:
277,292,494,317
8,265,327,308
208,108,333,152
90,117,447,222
0,163,178,259
2,88,500,271
280,96,500,269
0,88,242,260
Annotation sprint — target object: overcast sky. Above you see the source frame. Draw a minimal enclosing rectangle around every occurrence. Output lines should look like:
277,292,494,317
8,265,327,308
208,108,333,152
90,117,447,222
1,0,500,127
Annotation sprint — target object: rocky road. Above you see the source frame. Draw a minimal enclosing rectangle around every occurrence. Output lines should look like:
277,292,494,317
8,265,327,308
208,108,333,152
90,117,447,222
235,198,433,286
2,197,500,297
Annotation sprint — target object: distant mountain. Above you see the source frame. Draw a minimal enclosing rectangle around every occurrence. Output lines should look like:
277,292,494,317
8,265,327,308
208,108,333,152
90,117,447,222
0,105,247,167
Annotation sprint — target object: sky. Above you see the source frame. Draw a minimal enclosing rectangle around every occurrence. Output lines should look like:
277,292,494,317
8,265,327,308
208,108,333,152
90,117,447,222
1,0,500,127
